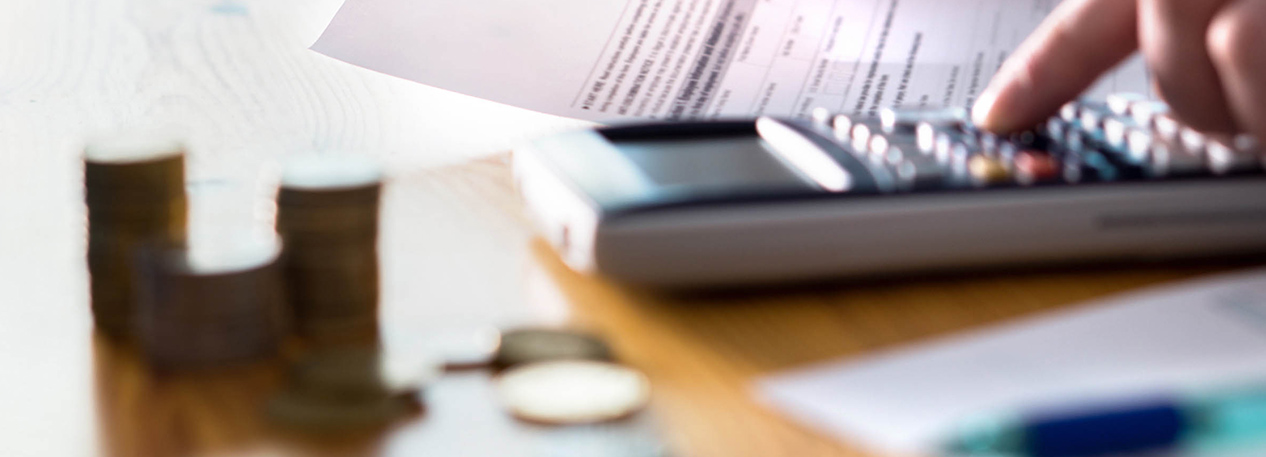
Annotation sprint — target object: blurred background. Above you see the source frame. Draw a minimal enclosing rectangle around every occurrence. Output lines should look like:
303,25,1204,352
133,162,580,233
4,1,1263,457
0,0,588,455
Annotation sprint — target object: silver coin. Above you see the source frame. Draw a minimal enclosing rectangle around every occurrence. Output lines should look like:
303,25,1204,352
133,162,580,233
497,360,651,425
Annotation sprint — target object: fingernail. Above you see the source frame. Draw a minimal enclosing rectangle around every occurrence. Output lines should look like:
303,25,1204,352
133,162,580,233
972,87,1000,129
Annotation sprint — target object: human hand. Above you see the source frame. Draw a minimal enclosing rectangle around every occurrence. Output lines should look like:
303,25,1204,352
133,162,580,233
971,0,1266,141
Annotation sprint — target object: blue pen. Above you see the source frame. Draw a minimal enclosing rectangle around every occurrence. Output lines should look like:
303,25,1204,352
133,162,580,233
944,384,1266,457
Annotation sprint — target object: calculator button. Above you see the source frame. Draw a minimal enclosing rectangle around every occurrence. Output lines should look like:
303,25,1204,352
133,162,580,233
867,134,890,157
1059,102,1079,123
947,142,974,171
978,131,1002,155
885,107,967,134
1125,128,1153,163
1234,133,1260,154
879,108,918,134
1106,92,1148,116
936,134,976,166
1152,113,1181,141
1014,150,1060,185
867,135,898,165
1078,103,1108,131
850,120,883,153
894,156,946,190
876,148,903,167
1064,129,1088,151
916,123,939,154
934,133,955,163
1044,118,1068,141
831,114,854,141
1010,130,1040,148
811,107,833,125
1149,140,1207,177
1179,127,1208,155
870,135,921,166
1102,117,1134,149
1207,137,1261,175
1129,101,1169,126
933,131,971,158
968,155,1010,185
996,142,1018,162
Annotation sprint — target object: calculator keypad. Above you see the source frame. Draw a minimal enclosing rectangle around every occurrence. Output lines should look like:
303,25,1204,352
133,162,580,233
799,94,1264,193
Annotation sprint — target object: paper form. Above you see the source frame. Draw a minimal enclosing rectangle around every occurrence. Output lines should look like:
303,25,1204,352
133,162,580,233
757,268,1266,455
312,0,1149,122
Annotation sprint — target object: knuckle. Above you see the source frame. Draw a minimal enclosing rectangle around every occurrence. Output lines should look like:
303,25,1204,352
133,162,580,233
1206,5,1264,69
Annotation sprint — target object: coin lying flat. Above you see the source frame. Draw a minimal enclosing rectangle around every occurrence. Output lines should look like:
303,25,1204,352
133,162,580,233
496,360,651,425
494,328,612,370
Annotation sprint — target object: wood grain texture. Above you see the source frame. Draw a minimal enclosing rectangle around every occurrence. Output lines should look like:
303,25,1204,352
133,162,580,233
0,2,584,454
0,1,1255,456
68,157,1254,457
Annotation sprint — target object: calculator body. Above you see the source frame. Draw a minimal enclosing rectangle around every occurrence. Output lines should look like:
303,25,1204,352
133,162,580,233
513,103,1266,287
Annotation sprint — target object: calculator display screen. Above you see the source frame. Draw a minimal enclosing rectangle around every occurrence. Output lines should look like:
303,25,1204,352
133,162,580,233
526,123,827,214
614,136,812,192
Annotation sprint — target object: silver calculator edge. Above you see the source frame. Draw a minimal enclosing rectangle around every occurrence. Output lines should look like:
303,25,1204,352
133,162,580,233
512,129,1266,288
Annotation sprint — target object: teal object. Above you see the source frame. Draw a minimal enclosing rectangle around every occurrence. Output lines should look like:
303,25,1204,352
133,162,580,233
944,383,1266,457
1185,386,1266,450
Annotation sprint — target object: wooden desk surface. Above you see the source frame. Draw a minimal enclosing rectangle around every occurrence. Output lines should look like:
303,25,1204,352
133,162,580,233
0,1,1253,456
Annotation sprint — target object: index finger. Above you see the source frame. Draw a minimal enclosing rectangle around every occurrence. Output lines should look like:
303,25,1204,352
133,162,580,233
972,0,1140,133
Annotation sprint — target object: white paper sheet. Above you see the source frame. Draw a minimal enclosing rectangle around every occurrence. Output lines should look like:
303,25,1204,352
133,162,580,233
313,0,1150,122
757,269,1266,455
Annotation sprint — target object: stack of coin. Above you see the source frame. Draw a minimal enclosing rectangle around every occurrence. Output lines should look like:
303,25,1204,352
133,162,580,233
267,347,432,431
133,235,289,368
84,135,188,339
275,154,383,345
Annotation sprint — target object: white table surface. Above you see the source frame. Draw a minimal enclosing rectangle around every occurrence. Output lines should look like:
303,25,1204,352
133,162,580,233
0,1,590,455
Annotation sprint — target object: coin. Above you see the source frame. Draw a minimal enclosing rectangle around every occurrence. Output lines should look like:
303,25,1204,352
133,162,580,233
494,328,613,370
496,360,651,425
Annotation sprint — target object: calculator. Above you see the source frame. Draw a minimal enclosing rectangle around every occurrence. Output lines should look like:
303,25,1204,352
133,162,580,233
514,94,1266,287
